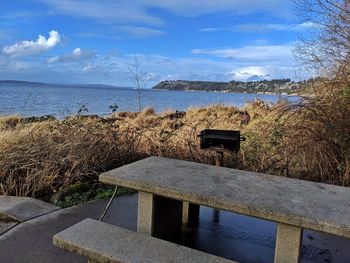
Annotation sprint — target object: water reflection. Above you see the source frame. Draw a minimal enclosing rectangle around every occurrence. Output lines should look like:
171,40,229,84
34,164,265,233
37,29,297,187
181,206,350,263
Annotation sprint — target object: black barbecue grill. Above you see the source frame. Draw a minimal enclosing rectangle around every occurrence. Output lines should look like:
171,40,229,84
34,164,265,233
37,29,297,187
198,129,245,153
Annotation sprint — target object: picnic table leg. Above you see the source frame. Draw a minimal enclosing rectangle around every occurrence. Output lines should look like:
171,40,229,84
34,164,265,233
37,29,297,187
274,223,303,263
182,202,200,227
137,192,154,235
137,191,183,242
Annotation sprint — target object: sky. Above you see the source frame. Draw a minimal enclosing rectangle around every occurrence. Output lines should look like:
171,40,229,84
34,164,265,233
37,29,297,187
0,0,312,87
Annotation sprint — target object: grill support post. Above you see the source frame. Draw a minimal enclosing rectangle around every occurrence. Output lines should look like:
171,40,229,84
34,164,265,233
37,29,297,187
215,151,224,166
213,151,223,222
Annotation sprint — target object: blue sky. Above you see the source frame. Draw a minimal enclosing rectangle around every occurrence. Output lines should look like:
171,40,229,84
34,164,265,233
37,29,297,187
0,0,311,87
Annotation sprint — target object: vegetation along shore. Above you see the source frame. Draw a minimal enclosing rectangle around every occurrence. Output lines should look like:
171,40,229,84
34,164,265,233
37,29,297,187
1,77,349,206
152,79,308,95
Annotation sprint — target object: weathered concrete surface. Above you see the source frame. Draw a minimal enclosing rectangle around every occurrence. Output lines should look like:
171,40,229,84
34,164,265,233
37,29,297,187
0,196,58,222
54,218,236,263
100,156,350,238
0,222,17,235
0,194,137,263
274,223,303,263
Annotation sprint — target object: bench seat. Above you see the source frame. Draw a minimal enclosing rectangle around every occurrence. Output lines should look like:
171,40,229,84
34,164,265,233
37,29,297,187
53,218,236,263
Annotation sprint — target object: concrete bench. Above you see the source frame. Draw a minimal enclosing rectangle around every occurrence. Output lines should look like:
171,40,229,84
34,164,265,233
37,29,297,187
53,218,236,263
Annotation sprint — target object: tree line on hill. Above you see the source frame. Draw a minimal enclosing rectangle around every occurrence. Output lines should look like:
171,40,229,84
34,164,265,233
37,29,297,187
152,79,309,94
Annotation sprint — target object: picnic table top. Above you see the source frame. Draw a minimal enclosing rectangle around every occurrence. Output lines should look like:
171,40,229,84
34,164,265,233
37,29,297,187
99,156,350,238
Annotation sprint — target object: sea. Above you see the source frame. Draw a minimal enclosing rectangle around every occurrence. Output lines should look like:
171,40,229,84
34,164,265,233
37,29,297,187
0,82,299,117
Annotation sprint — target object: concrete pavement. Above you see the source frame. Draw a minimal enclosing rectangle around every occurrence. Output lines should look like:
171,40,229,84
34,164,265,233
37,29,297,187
0,193,349,263
0,196,59,223
0,194,138,263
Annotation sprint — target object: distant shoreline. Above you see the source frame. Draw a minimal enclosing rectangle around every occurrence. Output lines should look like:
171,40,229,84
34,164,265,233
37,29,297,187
152,87,300,96
0,80,131,90
152,79,306,95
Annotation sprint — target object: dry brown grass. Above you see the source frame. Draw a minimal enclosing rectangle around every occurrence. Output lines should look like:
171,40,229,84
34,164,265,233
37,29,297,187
0,116,145,199
1,93,349,200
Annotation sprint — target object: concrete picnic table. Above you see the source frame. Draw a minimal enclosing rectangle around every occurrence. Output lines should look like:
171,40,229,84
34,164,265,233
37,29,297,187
99,156,350,263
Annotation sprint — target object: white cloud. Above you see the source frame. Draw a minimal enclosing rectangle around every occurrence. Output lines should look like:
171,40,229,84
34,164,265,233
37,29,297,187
72,47,82,57
198,27,225,32
2,30,61,57
292,22,315,30
229,66,270,81
83,63,96,72
73,32,116,39
47,47,96,63
37,0,163,26
232,22,315,33
117,26,165,37
140,0,292,17
199,22,316,33
191,44,293,63
47,56,59,63
144,72,157,80
38,0,292,28
228,65,295,81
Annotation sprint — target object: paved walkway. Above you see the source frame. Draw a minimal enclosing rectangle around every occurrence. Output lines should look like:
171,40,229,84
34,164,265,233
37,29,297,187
0,194,137,263
0,193,349,263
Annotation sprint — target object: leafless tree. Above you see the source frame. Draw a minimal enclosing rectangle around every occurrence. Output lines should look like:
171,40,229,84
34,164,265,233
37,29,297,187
294,0,350,79
129,55,147,112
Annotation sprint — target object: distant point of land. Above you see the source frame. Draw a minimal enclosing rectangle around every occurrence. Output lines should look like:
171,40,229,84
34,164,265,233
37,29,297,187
0,80,130,90
152,79,307,95
0,80,46,86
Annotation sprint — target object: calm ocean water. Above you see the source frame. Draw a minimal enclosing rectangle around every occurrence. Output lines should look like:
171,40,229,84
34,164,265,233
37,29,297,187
0,83,298,117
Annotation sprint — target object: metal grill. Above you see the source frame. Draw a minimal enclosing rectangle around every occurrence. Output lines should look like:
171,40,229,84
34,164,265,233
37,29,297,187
198,129,245,153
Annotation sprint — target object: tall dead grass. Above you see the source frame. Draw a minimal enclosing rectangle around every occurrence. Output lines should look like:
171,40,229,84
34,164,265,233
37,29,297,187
0,116,145,199
1,94,349,200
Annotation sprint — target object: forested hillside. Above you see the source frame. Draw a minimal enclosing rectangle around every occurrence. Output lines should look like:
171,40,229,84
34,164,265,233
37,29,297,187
152,79,306,94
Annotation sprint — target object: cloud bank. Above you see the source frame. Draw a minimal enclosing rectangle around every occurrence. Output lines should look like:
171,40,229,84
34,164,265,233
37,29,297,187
191,45,293,63
37,0,293,27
